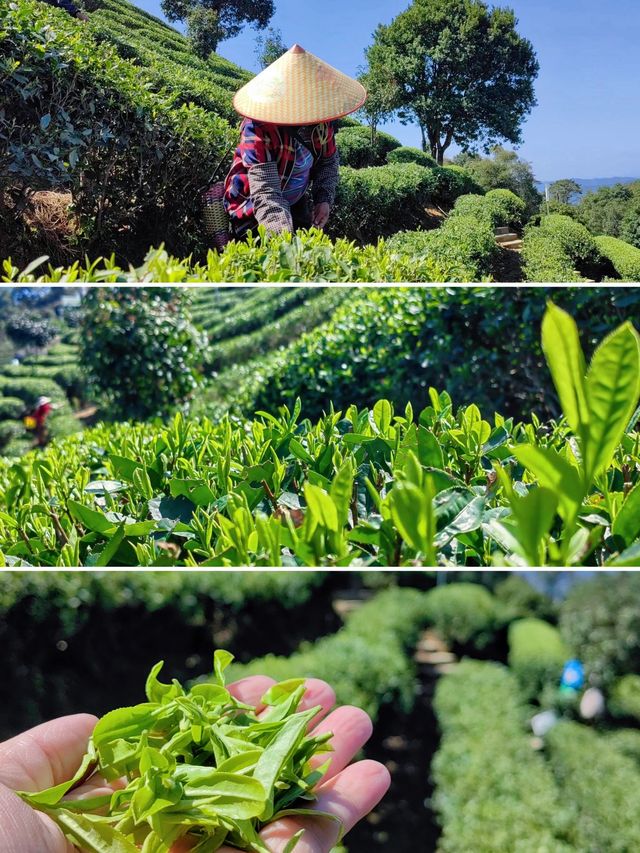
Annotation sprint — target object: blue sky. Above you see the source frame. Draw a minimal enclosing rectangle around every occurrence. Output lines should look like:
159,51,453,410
135,0,639,181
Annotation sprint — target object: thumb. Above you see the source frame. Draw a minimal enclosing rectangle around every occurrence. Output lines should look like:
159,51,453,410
0,784,74,853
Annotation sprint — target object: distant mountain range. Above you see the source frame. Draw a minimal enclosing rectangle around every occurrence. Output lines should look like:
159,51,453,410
535,176,639,195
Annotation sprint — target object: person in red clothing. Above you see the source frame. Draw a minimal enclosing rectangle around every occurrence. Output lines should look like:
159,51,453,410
224,45,366,240
29,396,59,447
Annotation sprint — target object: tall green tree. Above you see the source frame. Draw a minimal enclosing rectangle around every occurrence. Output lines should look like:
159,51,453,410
365,0,538,164
161,0,274,58
80,289,208,421
254,27,287,69
549,179,582,205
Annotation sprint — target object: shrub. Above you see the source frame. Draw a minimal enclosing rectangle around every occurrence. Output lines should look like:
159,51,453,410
493,575,556,622
0,570,325,637
433,660,573,852
422,584,496,648
4,229,460,284
0,397,26,420
546,721,640,852
0,420,23,447
1,0,234,263
610,675,640,720
451,189,526,231
0,376,65,407
387,146,438,168
335,126,401,168
595,235,640,280
508,618,569,700
329,163,480,244
247,287,640,423
79,289,209,420
522,215,609,282
222,588,431,719
559,574,640,688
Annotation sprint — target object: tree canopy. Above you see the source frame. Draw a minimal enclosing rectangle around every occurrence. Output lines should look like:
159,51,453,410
365,0,539,164
161,0,274,57
254,26,287,69
549,179,582,205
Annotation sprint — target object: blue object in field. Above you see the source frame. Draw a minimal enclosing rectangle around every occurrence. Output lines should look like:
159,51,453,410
561,659,585,690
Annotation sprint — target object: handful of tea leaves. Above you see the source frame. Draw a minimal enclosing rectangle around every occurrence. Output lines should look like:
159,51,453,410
19,651,336,852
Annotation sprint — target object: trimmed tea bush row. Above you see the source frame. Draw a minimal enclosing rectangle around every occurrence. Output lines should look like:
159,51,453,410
595,235,640,280
522,215,609,281
387,146,438,168
243,287,640,423
547,721,640,851
422,583,497,648
433,661,573,852
329,164,482,244
449,188,526,230
508,617,568,700
220,587,433,718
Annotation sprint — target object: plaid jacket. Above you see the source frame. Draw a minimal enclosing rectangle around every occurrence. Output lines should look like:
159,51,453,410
224,119,339,234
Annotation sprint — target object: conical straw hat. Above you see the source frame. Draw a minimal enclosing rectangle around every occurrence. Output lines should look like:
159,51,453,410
233,44,367,125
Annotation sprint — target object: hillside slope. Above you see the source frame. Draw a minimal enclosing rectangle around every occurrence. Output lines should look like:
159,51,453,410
89,0,250,123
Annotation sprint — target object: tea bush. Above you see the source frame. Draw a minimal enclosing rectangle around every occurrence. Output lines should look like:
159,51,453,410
559,574,640,688
522,215,610,281
610,675,640,721
0,570,325,637
508,618,569,700
222,588,432,718
595,235,640,280
247,287,639,422
387,146,438,168
335,126,401,168
422,584,497,648
0,397,25,420
546,721,640,851
0,305,638,567
3,230,460,283
1,0,234,261
433,661,573,852
450,189,526,230
328,164,481,244
80,288,208,420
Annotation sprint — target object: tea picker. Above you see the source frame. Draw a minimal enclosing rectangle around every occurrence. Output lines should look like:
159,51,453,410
40,0,89,20
202,45,366,247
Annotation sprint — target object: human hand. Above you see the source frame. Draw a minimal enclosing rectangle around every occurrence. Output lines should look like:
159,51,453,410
0,713,99,852
312,203,331,230
0,676,389,853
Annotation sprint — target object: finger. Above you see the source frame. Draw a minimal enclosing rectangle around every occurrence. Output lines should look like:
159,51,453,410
0,783,75,853
247,760,391,853
0,715,97,792
308,705,373,780
227,676,276,713
258,678,335,730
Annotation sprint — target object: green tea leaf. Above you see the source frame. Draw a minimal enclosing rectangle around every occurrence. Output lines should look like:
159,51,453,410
584,321,640,482
541,302,590,436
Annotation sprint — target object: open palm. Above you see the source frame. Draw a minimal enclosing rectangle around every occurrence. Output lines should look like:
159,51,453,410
0,676,390,853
